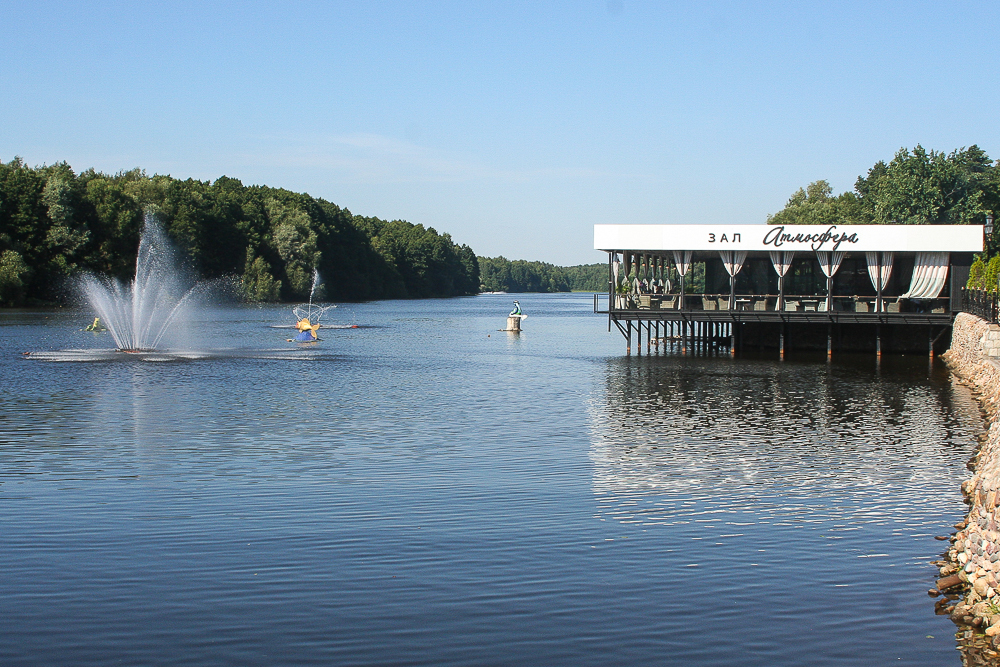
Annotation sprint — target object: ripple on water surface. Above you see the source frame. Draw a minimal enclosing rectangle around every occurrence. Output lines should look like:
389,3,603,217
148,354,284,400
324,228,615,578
0,299,986,665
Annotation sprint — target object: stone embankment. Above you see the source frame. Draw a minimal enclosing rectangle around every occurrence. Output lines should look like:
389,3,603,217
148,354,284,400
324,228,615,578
938,313,1000,644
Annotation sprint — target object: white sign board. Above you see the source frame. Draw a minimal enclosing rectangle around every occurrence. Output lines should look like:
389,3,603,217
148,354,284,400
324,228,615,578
594,224,984,253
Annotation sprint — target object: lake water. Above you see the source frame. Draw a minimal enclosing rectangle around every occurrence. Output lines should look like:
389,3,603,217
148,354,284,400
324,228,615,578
0,292,983,665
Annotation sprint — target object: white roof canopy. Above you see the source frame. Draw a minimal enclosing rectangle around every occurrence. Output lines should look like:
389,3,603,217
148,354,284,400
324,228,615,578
594,224,983,253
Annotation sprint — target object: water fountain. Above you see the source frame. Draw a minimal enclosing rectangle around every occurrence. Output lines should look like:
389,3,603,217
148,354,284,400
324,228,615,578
293,270,334,323
289,269,335,341
24,219,350,362
79,216,203,352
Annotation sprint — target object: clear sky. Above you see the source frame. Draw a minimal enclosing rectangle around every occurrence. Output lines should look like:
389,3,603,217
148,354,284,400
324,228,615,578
2,1,998,266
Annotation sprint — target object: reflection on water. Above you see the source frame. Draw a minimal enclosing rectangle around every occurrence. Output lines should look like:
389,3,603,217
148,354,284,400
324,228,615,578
591,357,980,507
23,347,342,362
589,356,984,662
0,297,990,666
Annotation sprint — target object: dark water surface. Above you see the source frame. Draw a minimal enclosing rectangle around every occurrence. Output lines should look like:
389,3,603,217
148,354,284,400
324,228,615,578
0,293,982,665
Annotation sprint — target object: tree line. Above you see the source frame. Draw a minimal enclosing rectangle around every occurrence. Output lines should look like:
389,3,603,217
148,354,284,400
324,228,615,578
768,145,999,232
0,158,480,306
477,256,605,293
12,145,986,306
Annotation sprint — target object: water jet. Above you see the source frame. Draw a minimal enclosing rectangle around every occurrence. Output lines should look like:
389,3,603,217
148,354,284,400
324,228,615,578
80,215,204,352
289,269,335,341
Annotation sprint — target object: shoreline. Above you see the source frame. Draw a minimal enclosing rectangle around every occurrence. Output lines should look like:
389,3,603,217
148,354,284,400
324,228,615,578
936,313,1000,657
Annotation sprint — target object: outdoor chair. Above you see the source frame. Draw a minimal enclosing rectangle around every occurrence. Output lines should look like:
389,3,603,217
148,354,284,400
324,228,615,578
717,297,731,310
854,301,869,313
660,296,677,309
753,298,768,311
702,297,717,311
784,300,800,312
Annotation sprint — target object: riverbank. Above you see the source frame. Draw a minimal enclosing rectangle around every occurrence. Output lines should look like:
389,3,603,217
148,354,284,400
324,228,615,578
938,313,1000,652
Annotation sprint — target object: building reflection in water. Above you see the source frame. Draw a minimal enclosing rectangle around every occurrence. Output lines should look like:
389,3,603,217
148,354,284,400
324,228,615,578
587,355,982,528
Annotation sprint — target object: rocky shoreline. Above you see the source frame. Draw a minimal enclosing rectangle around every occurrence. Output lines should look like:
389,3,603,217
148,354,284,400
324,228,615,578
936,313,1000,657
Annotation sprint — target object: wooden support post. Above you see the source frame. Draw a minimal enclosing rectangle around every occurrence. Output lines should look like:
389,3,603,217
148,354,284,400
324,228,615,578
876,323,882,358
730,322,736,358
779,325,785,360
827,324,832,362
929,325,934,358
627,320,631,355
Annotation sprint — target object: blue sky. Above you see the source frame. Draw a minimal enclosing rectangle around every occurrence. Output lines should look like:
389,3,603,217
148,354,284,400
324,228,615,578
2,1,998,265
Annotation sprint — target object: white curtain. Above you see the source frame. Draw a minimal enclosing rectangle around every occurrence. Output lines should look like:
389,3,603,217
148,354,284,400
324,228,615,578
769,251,794,277
816,251,845,279
816,251,844,310
770,251,794,309
901,252,950,299
719,250,748,277
672,250,693,277
865,252,894,291
612,254,621,308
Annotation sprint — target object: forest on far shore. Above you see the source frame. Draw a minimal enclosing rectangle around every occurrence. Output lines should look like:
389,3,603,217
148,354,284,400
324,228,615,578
476,256,604,293
0,158,480,306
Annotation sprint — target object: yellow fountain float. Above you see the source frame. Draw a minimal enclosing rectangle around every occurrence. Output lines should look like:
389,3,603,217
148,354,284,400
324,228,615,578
289,316,322,342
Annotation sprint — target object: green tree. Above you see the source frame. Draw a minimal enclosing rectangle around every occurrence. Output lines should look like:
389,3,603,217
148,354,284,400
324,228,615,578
477,256,571,293
986,255,1000,293
81,172,144,279
767,179,867,226
855,145,992,225
0,250,30,306
563,263,607,291
267,198,320,298
242,248,282,301
968,256,987,290
41,169,90,273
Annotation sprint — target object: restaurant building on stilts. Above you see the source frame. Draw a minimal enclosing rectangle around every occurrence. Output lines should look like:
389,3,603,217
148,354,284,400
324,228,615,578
593,223,984,357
